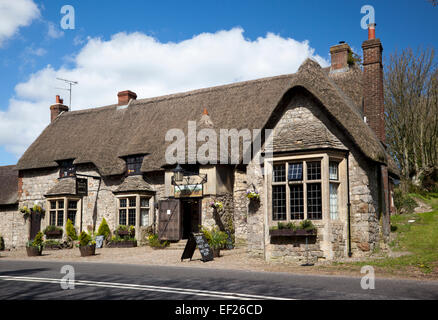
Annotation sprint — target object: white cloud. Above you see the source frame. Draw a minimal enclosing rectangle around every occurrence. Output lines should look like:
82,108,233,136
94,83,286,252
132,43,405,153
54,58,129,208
47,21,64,39
0,0,40,46
0,27,329,158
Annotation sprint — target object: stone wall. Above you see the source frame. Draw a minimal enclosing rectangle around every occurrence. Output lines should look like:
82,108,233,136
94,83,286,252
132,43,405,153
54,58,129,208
0,205,26,249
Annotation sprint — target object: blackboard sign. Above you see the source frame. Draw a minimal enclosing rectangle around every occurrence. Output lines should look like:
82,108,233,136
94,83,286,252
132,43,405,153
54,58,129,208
76,178,88,196
181,232,214,263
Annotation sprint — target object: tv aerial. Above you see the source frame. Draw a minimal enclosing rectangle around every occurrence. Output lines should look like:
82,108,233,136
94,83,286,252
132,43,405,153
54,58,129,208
55,77,78,110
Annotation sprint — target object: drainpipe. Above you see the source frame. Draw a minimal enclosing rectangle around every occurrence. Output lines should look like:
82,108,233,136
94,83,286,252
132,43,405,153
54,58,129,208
346,152,352,257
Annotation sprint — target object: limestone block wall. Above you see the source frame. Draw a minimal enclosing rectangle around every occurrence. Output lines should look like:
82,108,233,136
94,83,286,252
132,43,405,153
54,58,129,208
233,170,248,244
0,205,26,249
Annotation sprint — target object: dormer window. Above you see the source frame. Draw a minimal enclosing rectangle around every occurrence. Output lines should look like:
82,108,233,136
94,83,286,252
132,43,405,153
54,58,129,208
126,155,144,175
59,160,75,178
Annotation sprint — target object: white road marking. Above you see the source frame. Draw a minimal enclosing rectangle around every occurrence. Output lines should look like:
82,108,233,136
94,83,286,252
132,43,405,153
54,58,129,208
0,275,293,300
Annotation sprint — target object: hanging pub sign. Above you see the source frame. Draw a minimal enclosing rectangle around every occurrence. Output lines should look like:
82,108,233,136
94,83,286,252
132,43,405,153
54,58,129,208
76,178,88,196
174,184,202,198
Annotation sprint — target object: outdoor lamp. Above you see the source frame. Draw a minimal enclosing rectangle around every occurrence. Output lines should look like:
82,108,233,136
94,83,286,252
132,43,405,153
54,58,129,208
173,164,184,182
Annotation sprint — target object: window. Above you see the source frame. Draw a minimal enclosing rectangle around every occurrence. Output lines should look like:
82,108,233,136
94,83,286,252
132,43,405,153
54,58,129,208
49,200,65,227
140,197,150,226
119,197,137,226
329,162,339,180
126,156,144,175
272,185,286,220
330,183,339,220
271,160,323,221
59,160,76,178
67,200,78,225
288,163,303,181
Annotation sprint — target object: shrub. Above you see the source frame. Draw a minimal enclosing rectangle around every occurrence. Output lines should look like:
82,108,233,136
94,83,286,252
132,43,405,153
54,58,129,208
28,232,44,247
148,234,169,248
97,218,111,240
66,219,77,241
299,219,316,231
200,226,227,249
78,231,92,247
394,188,417,214
43,225,63,235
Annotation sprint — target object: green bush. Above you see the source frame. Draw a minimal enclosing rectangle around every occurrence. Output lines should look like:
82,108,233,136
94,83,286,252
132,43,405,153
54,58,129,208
97,218,111,239
30,232,44,247
66,219,77,240
147,234,169,248
299,219,316,231
78,231,92,247
200,226,227,249
394,188,417,214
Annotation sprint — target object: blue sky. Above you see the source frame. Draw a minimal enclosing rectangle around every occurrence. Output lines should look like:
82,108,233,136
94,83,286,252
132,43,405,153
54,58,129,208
0,0,436,166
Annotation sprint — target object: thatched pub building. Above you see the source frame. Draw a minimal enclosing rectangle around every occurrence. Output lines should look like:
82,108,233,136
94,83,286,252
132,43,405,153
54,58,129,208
1,26,398,263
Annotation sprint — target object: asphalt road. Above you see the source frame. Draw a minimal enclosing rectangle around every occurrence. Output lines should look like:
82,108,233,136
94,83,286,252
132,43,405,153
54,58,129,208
0,260,437,300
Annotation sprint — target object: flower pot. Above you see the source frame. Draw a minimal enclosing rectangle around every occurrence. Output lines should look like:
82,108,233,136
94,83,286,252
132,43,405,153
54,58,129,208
212,248,221,258
79,244,96,257
45,230,63,239
26,246,43,256
107,240,137,248
269,229,316,237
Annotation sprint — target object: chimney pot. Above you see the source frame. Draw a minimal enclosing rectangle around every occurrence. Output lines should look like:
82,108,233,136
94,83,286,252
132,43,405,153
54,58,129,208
117,90,137,106
50,95,68,122
368,23,376,40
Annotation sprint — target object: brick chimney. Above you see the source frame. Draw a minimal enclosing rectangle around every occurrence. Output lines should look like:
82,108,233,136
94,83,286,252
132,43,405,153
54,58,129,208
362,23,385,142
330,42,351,73
117,90,137,106
50,95,68,122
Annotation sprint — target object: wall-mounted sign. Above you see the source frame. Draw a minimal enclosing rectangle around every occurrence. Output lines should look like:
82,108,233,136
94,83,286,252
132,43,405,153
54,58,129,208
174,184,202,198
76,178,88,196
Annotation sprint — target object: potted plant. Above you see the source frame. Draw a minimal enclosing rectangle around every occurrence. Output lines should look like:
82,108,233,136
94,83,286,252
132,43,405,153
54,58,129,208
269,220,317,237
19,206,31,220
210,201,223,211
246,190,260,201
26,232,44,256
201,226,228,258
43,225,63,238
147,234,169,249
115,225,135,238
78,231,96,257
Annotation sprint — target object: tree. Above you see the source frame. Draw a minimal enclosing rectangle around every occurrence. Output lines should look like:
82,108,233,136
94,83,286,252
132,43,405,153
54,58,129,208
385,47,438,189
428,0,437,7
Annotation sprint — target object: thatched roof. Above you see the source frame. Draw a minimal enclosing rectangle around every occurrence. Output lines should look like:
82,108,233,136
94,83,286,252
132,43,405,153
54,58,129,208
17,58,395,176
0,165,18,205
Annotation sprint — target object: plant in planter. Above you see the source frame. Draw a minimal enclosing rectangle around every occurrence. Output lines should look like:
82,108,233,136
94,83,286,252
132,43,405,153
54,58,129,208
97,218,111,241
147,234,169,249
269,220,317,236
107,234,138,248
43,239,62,250
19,206,31,220
43,225,63,238
210,201,223,211
32,204,44,214
115,225,135,238
77,231,96,257
66,219,78,241
201,226,227,257
246,190,260,201
26,232,44,256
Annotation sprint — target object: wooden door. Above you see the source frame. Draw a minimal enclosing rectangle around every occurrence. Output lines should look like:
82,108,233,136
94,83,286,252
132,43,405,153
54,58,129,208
158,199,181,241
